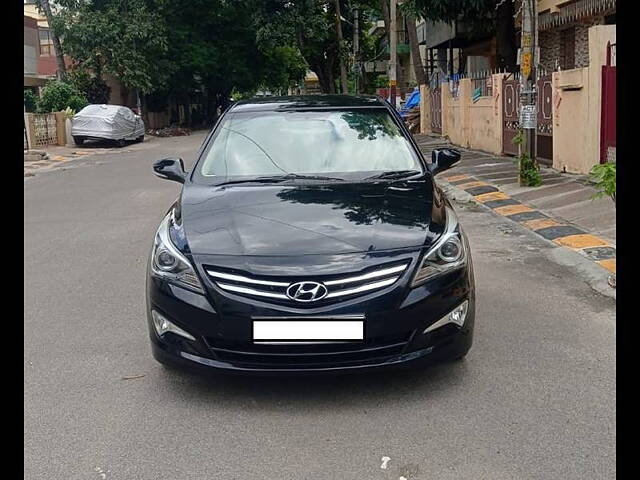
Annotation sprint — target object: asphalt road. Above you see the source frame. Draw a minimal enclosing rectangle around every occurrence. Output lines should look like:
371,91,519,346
24,132,616,480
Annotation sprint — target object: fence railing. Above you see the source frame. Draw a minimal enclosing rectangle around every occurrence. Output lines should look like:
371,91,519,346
470,71,493,98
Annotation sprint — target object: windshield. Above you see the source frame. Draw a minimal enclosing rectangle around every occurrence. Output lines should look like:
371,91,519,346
196,109,423,182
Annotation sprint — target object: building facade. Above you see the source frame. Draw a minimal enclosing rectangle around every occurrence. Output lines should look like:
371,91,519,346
534,0,616,72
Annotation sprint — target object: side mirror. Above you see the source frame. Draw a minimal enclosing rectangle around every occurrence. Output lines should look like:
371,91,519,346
153,157,186,184
429,148,461,176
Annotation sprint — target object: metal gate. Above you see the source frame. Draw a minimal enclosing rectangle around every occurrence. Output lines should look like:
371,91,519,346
502,72,553,165
502,73,520,156
429,73,442,134
600,42,616,163
536,74,553,165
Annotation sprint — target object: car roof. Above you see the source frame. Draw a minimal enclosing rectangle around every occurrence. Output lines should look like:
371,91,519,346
230,95,388,112
76,104,132,116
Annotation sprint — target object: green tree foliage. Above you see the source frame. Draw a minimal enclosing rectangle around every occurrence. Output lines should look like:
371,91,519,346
36,81,88,113
53,0,170,94
157,0,307,121
49,0,381,123
254,0,382,94
67,67,111,104
254,0,342,93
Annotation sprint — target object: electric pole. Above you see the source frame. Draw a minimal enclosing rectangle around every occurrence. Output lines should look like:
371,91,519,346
519,0,538,185
354,8,359,95
389,0,397,108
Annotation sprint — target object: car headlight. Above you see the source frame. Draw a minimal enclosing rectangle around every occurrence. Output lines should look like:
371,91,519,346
411,206,468,287
150,209,204,293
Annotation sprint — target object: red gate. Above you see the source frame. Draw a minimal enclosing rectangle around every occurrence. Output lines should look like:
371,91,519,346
502,74,520,156
536,74,553,166
600,42,616,163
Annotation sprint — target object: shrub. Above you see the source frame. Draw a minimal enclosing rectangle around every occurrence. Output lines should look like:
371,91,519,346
511,129,542,187
24,89,37,112
590,162,616,205
36,81,88,113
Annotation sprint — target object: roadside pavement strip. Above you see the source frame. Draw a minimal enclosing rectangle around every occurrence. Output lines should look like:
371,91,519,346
440,172,616,275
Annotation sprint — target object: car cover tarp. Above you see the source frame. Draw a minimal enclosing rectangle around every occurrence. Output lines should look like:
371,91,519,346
71,104,144,140
399,89,420,118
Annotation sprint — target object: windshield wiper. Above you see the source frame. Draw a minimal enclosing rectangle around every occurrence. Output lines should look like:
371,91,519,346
215,173,344,186
261,173,345,182
363,170,422,181
215,177,290,186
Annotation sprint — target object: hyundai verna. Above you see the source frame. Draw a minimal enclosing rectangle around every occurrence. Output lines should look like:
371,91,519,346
146,95,475,374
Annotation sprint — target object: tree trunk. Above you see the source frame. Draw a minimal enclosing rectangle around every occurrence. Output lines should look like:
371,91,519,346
334,0,349,94
496,0,518,72
205,87,217,125
380,0,390,47
405,13,427,86
39,0,66,81
312,63,336,94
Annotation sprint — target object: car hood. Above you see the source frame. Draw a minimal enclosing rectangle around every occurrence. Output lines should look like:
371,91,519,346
181,180,439,257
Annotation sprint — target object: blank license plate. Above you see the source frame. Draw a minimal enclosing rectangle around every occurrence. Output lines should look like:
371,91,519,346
252,320,364,341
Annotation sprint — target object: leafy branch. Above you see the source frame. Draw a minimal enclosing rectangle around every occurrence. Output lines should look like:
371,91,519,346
589,162,616,205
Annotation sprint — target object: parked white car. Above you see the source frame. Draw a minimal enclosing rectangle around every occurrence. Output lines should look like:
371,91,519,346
71,104,145,147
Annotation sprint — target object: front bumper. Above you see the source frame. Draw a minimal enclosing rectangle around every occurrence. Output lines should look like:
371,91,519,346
145,261,475,375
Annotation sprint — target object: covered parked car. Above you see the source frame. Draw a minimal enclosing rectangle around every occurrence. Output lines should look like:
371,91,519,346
71,104,145,147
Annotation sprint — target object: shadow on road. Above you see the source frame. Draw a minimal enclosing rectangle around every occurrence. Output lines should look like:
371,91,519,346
153,359,471,410
75,138,141,149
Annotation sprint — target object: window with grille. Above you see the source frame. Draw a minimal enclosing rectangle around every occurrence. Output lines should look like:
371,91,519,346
561,27,575,70
39,28,53,56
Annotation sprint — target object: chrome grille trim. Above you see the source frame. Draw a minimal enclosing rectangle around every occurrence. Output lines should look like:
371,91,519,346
325,277,399,299
216,282,288,299
206,261,410,303
323,264,407,286
206,270,289,287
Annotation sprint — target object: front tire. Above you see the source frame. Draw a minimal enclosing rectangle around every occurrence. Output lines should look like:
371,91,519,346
73,136,84,146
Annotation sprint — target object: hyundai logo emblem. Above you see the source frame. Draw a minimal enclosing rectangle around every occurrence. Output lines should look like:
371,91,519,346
286,281,328,302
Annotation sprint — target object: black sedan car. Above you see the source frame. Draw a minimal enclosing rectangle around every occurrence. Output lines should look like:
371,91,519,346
147,95,475,374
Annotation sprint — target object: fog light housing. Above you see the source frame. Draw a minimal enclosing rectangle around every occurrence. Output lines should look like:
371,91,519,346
151,310,195,341
423,300,469,334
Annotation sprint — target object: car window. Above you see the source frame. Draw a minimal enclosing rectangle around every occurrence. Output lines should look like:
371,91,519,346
197,109,422,179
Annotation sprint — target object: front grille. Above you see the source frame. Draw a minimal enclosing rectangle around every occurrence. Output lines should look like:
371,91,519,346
204,261,410,306
204,332,412,368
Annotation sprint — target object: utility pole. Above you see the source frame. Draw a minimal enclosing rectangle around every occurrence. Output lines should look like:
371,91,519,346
389,0,397,108
353,8,359,95
519,0,538,185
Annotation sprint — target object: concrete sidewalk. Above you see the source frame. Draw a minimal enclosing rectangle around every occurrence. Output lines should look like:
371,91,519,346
415,134,616,275
24,136,164,177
